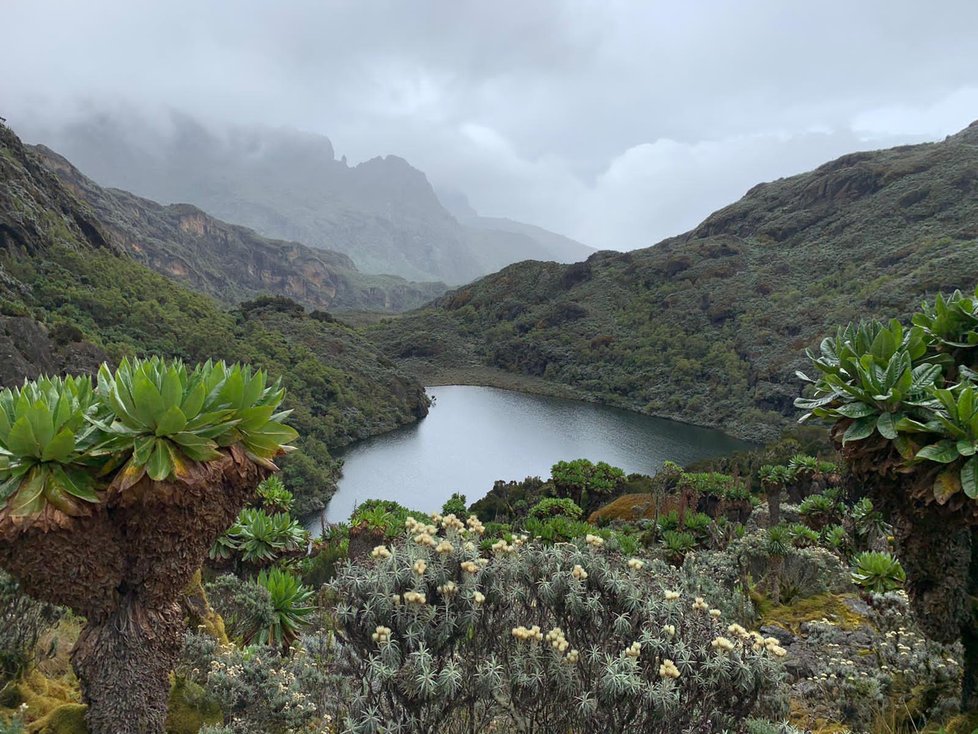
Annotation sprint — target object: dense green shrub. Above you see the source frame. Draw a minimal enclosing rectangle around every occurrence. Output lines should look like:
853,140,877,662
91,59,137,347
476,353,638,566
440,492,467,517
527,497,584,521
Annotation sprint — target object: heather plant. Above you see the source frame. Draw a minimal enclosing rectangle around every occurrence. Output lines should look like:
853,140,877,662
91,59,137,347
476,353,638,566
331,516,787,733
700,528,850,614
178,632,322,734
796,591,961,731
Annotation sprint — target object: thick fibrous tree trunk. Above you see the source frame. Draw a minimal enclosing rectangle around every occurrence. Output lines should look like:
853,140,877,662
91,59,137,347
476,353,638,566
0,447,267,734
885,502,971,642
836,423,978,710
71,598,183,734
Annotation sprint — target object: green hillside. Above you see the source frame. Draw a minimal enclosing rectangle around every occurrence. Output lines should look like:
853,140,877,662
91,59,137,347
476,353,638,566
367,122,978,440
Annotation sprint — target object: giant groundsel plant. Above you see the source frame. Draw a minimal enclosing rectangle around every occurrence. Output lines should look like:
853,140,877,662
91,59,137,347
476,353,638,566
795,285,978,710
0,358,297,734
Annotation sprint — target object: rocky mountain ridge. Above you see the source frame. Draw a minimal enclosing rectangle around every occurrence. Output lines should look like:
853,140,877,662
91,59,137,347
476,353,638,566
32,144,446,312
19,113,594,283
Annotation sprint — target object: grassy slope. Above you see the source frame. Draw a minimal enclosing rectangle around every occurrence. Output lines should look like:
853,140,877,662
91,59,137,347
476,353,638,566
0,123,427,514
367,122,978,441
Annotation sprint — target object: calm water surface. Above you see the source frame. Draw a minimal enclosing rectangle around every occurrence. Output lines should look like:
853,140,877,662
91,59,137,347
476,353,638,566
307,385,751,531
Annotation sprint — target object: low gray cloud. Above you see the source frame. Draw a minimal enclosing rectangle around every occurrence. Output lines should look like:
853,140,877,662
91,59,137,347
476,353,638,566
3,0,977,248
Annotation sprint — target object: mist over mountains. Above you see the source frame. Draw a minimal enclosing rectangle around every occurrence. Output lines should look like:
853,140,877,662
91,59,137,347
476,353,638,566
16,111,594,284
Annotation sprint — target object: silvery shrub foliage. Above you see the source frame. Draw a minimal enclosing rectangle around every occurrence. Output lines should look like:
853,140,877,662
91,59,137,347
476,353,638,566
331,514,787,733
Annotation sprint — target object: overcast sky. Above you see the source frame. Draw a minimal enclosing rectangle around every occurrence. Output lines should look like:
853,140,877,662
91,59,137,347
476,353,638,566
4,0,978,249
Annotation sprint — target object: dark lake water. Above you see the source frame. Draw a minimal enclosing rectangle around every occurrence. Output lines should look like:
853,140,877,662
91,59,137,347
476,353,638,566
306,385,751,531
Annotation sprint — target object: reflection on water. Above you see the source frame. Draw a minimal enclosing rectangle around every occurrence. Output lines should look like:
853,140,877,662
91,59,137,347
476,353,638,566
308,385,751,530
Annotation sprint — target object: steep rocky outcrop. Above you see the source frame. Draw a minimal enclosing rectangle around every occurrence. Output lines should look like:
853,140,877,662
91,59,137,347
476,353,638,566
32,145,446,312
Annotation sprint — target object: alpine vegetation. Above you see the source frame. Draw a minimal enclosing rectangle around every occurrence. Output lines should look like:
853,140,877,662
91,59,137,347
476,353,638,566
332,514,787,733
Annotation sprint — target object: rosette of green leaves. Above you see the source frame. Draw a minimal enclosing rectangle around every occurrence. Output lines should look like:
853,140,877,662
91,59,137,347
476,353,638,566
249,567,315,647
0,375,106,518
850,551,906,593
219,508,307,565
911,381,978,500
205,362,299,470
96,357,297,487
911,287,978,350
795,319,942,445
96,357,236,486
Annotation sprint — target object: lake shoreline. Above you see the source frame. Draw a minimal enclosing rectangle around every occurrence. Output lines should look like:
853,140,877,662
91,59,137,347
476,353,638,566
395,362,779,443
306,385,752,533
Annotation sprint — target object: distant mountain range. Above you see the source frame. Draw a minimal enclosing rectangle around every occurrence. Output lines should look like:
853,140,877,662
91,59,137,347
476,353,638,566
368,121,978,441
20,113,594,283
32,144,446,312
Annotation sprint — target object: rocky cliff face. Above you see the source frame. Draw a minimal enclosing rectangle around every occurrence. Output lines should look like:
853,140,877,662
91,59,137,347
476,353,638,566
19,113,593,283
32,145,446,312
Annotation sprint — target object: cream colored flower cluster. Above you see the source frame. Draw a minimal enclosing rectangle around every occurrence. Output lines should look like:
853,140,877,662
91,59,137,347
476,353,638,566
571,564,588,581
371,545,391,559
624,641,642,659
406,516,440,547
663,590,680,601
692,596,709,612
750,633,787,657
545,627,570,653
662,624,676,638
461,561,479,574
403,591,426,605
658,658,681,679
471,590,485,604
512,624,544,642
585,534,605,548
466,515,485,534
627,557,645,570
711,636,736,652
413,559,427,576
437,581,457,596
491,539,515,554
435,540,454,555
372,625,392,644
441,513,465,532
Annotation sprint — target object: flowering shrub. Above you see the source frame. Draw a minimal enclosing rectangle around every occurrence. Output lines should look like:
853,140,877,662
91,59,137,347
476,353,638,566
331,516,786,733
179,632,327,734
